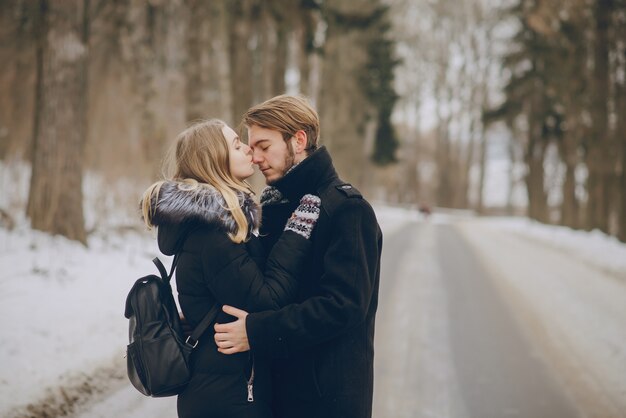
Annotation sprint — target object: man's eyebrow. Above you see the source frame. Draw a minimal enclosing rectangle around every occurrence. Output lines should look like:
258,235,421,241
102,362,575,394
251,139,270,145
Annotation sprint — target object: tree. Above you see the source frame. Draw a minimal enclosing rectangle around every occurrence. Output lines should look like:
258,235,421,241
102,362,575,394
362,6,400,166
614,0,626,241
185,0,232,123
0,0,38,160
585,0,614,233
319,1,394,189
27,0,89,244
228,0,255,124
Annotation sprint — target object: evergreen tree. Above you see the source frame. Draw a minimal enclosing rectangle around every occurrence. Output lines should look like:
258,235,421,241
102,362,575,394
361,7,400,166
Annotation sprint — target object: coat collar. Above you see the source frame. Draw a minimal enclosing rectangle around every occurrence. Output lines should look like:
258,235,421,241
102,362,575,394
150,180,260,232
270,146,339,202
152,181,260,255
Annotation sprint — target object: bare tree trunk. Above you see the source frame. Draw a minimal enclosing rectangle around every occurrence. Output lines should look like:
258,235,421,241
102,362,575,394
269,3,288,96
435,76,454,208
459,118,476,209
455,29,479,210
185,0,209,122
585,0,612,233
401,146,420,205
436,120,452,207
319,1,379,188
400,101,422,205
505,130,518,214
185,0,232,123
476,122,488,214
228,0,255,124
617,11,626,242
215,0,233,124
525,139,549,223
0,1,38,160
136,2,162,177
617,129,626,242
522,66,551,223
27,0,88,244
259,6,275,100
295,7,317,96
273,25,287,95
258,4,289,100
558,135,580,228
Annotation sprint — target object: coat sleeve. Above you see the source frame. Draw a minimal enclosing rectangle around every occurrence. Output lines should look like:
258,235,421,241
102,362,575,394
245,198,382,358
200,227,310,312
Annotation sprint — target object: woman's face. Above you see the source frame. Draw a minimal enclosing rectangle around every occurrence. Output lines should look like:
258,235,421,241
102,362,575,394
222,125,254,181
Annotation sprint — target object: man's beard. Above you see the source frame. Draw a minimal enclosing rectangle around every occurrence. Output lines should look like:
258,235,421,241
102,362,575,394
268,143,296,185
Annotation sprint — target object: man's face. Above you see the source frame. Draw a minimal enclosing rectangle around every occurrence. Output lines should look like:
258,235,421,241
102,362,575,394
248,125,295,184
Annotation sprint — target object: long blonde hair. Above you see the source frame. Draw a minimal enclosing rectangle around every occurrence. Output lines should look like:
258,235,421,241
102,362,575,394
141,119,253,243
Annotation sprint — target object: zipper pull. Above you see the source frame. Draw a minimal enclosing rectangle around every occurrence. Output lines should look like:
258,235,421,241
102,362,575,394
247,383,254,402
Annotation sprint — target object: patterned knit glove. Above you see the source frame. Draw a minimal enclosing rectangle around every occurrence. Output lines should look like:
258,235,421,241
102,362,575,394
284,194,321,239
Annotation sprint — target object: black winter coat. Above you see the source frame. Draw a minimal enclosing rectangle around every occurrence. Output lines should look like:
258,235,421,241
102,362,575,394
245,147,383,418
150,182,311,418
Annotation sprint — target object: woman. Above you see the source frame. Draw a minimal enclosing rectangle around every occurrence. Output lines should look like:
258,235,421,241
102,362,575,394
140,119,320,418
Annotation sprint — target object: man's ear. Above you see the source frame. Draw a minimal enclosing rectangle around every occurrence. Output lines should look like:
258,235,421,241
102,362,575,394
292,130,308,155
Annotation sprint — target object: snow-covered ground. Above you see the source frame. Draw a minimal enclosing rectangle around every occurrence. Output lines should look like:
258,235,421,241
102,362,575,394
1,205,626,416
0,225,161,417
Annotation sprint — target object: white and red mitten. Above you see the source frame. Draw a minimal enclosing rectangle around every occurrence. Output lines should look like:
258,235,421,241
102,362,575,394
284,194,321,239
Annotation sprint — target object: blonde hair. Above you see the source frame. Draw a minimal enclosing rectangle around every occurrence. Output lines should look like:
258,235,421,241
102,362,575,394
243,94,320,153
141,119,253,243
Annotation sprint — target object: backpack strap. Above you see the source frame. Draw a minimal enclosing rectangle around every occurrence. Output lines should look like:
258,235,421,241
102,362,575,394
185,304,220,348
152,255,219,348
152,255,179,285
168,253,179,282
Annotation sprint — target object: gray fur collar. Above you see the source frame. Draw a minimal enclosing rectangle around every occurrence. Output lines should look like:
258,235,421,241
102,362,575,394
150,181,260,234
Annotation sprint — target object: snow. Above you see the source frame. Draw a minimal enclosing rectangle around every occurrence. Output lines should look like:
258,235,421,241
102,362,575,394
473,216,626,278
0,225,161,417
1,202,626,416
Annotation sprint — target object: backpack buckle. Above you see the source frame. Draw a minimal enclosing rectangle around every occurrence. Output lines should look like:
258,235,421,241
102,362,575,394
185,336,199,348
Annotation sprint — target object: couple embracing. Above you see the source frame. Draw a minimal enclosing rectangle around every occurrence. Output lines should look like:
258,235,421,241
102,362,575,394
141,95,382,418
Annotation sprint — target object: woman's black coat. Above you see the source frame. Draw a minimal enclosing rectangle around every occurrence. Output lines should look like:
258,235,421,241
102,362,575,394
150,181,310,418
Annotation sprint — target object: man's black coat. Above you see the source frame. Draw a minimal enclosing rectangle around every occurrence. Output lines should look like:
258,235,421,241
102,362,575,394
246,146,383,418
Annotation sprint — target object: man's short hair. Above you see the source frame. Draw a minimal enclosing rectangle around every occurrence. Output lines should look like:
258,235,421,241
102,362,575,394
243,94,320,153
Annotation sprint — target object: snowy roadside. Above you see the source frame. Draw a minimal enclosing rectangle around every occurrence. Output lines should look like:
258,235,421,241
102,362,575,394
0,225,161,417
474,216,626,280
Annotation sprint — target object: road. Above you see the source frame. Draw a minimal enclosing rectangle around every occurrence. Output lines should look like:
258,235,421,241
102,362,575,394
373,219,625,418
74,219,626,418
373,221,578,418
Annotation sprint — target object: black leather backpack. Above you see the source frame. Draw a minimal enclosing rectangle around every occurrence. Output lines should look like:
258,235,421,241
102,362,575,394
124,256,218,397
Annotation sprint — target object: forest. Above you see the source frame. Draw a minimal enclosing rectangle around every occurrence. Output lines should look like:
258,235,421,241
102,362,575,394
1,0,626,244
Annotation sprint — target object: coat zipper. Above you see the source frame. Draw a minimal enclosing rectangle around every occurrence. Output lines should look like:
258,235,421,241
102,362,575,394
247,357,255,402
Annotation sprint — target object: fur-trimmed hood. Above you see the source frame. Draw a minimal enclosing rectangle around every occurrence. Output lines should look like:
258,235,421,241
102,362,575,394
150,181,260,255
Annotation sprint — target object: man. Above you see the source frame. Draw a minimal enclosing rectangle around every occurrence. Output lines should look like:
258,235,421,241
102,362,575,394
214,94,382,418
